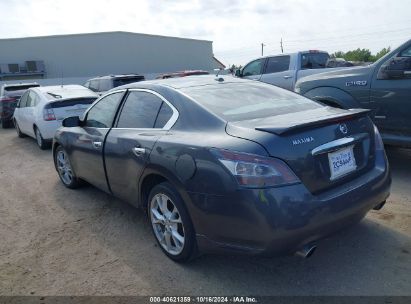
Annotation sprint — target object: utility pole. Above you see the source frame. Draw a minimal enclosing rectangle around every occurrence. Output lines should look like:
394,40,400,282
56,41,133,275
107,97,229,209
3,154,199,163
261,43,266,56
280,38,284,53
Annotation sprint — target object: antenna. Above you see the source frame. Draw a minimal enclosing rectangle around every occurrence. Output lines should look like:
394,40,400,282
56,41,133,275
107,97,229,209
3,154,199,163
280,38,284,53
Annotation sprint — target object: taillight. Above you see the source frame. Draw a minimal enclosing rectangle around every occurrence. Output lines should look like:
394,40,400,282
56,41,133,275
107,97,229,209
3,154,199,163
0,97,16,103
210,148,300,188
43,108,56,121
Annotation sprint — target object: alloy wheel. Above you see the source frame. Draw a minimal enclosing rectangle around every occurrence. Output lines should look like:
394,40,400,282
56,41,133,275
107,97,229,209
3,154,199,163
56,150,73,185
150,193,185,255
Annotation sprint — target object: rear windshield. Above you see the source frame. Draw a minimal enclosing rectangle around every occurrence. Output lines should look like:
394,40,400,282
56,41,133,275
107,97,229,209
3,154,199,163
4,84,40,92
181,83,321,122
47,97,97,108
113,77,145,87
301,53,330,69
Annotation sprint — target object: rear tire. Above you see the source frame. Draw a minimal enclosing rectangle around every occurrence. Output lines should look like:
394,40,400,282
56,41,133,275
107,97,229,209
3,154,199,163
1,119,12,129
14,120,25,138
54,146,81,189
34,126,49,150
148,182,196,262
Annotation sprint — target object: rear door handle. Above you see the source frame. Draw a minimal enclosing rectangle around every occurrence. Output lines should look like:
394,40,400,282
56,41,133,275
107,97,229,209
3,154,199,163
283,75,292,79
132,147,146,157
92,141,102,149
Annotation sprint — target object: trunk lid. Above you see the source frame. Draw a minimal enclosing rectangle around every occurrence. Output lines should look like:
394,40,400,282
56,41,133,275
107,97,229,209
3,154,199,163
226,107,375,194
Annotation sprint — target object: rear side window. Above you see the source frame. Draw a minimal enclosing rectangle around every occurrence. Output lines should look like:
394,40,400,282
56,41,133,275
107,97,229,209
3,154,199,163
154,102,174,128
182,83,321,122
301,53,330,69
116,91,162,128
85,92,123,128
264,56,290,74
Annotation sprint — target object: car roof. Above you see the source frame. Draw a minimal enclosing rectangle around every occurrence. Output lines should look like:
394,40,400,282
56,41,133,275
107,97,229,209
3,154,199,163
33,85,98,100
117,75,250,90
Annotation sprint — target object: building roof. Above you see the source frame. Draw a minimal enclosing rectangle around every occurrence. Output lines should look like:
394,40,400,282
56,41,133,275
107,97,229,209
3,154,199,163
213,56,226,69
0,31,212,43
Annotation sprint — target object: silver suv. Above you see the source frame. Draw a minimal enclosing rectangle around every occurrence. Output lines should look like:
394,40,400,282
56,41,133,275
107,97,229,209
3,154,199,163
84,74,145,95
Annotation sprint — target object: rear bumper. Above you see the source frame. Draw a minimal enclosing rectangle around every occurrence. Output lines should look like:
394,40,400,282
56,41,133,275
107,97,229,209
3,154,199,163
187,150,391,256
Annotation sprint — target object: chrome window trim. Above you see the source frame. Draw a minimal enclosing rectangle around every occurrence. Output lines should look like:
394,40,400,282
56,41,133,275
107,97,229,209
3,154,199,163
115,88,179,131
82,89,127,124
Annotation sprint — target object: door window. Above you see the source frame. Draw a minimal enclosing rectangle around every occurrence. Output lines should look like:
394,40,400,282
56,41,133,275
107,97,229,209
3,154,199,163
85,92,124,128
116,91,164,128
400,45,411,57
264,56,290,74
18,91,29,108
377,47,411,80
242,59,263,76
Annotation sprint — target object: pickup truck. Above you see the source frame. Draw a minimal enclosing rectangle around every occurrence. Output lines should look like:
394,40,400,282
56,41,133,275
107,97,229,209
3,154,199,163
295,39,411,148
235,50,343,91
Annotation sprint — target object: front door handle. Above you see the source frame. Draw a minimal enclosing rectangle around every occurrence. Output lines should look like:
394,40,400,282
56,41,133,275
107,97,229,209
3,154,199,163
132,147,146,157
92,141,102,149
283,75,292,79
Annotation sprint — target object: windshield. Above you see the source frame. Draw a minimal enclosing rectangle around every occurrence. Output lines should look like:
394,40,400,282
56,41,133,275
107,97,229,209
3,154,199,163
181,83,321,122
4,84,40,92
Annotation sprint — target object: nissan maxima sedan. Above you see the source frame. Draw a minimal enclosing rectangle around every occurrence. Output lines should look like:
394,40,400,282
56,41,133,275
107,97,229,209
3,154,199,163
53,75,391,262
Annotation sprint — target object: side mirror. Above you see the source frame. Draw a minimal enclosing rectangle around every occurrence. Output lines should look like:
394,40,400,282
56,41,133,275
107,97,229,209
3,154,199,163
235,69,242,77
62,116,81,127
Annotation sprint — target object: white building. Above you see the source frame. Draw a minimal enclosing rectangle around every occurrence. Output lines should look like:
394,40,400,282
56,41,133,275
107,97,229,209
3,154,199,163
0,31,223,85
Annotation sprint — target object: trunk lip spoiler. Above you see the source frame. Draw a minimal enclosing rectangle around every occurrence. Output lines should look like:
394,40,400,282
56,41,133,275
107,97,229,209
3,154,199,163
255,108,371,135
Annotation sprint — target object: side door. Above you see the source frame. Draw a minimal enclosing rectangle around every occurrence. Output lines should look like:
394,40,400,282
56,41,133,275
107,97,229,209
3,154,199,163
20,91,37,136
70,91,125,192
241,58,265,81
259,55,293,90
14,91,29,130
104,89,177,204
370,43,411,136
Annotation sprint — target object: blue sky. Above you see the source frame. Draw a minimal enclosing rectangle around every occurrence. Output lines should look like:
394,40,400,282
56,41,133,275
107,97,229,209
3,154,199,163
0,0,410,65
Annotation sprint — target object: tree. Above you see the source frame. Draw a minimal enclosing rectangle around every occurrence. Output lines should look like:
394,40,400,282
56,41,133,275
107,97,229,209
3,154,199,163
374,47,391,61
331,47,391,63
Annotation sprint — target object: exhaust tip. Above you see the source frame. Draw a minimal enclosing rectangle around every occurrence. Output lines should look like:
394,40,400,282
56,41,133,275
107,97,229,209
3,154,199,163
373,200,386,211
295,244,317,259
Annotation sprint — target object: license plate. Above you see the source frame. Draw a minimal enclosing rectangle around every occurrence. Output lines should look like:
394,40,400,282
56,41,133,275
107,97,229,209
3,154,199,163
328,146,357,180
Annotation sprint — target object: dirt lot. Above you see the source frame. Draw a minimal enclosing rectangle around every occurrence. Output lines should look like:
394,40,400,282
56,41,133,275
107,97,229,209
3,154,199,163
0,128,410,296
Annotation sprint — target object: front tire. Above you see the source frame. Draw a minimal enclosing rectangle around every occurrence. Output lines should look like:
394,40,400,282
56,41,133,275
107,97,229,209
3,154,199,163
55,146,81,189
148,182,196,262
34,126,49,150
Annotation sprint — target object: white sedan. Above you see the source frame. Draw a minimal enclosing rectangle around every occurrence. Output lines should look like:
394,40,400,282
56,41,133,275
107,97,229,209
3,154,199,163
13,85,98,149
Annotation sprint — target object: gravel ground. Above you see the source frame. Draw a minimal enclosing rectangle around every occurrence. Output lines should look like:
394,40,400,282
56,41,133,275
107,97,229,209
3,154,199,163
0,128,410,296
